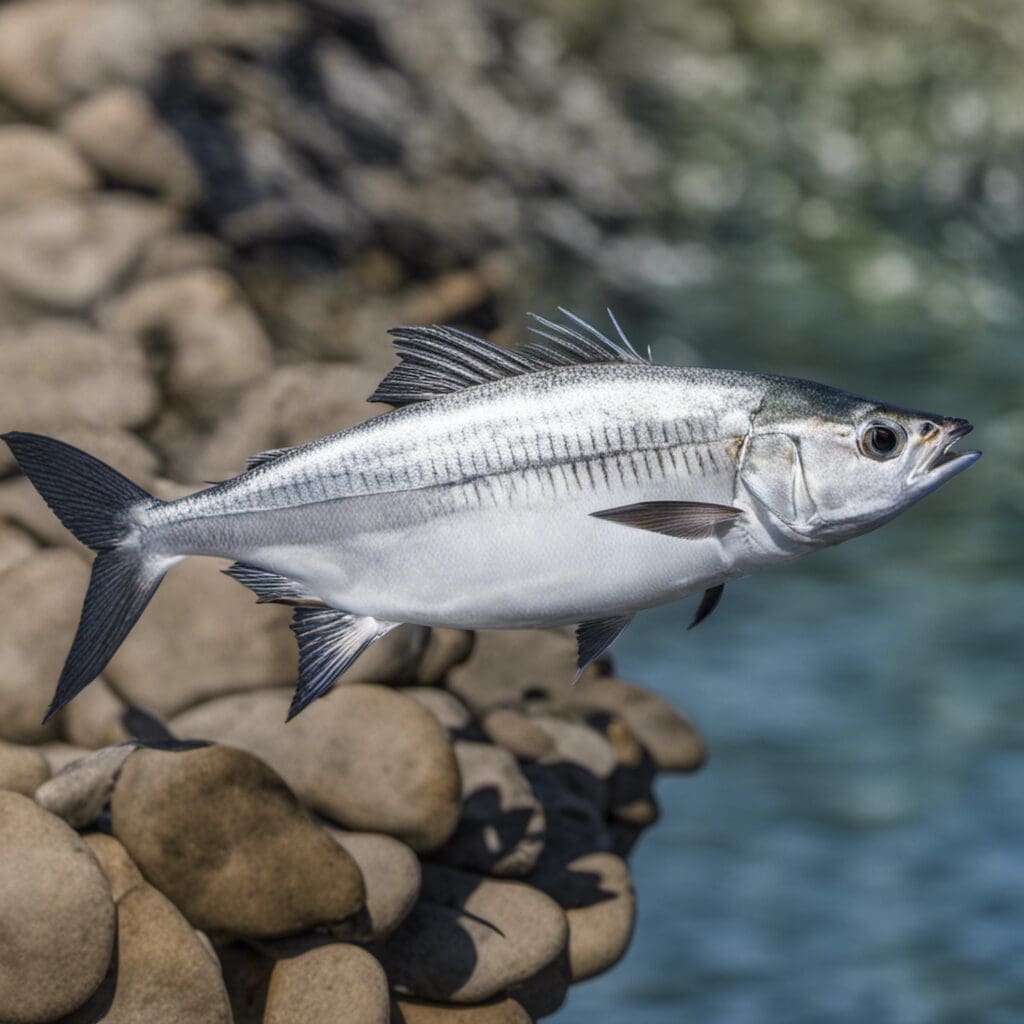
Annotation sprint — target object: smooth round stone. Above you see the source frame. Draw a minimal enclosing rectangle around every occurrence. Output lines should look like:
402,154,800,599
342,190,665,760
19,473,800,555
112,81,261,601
36,739,93,774
392,996,532,1023
0,738,48,795
0,792,116,1023
105,881,233,1023
523,762,611,871
480,708,555,761
400,686,473,732
0,520,36,576
437,741,545,876
531,712,618,779
263,944,389,1024
110,744,365,937
84,832,145,902
170,686,461,852
35,741,138,828
381,864,569,1004
327,829,421,940
0,124,96,205
414,628,475,685
57,676,132,749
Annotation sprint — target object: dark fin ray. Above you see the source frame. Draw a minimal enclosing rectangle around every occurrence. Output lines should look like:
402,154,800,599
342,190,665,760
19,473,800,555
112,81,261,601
246,446,299,471
688,584,725,630
288,609,395,720
122,706,177,744
590,500,742,539
45,550,166,721
223,562,320,605
575,614,633,680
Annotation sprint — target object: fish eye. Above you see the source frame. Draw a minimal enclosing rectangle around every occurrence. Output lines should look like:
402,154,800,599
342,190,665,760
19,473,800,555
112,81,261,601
859,421,906,461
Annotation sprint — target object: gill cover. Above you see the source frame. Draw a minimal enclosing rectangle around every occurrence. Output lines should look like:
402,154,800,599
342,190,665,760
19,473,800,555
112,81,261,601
739,433,819,530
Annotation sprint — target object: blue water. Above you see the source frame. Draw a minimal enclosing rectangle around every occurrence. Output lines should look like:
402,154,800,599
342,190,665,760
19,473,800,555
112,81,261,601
547,311,1024,1022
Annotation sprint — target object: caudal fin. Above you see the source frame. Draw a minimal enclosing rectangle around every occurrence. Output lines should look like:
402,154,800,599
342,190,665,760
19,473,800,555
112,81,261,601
1,432,168,721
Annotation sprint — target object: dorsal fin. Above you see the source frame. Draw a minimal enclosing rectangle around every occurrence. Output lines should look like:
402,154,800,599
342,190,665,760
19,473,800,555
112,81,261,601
368,308,648,406
246,446,299,471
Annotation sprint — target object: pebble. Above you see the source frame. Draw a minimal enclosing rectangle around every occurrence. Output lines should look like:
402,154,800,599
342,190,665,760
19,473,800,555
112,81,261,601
480,707,556,761
36,739,93,773
57,675,132,749
110,744,366,937
104,556,296,719
327,829,421,940
392,997,533,1024
400,686,473,733
414,627,476,684
263,944,389,1024
0,791,116,1022
438,740,546,876
35,741,138,828
0,124,95,205
0,738,49,795
0,549,90,743
84,832,145,901
524,763,611,871
381,864,569,1004
98,268,274,411
0,194,174,309
531,711,619,780
0,521,35,576
170,686,461,852
63,86,203,205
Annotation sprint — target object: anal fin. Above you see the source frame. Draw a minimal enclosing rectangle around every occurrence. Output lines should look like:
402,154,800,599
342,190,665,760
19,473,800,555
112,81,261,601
575,614,633,680
688,584,725,630
288,608,397,720
223,562,323,606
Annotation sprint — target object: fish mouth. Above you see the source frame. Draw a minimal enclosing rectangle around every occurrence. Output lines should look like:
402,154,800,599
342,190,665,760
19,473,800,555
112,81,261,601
927,418,981,474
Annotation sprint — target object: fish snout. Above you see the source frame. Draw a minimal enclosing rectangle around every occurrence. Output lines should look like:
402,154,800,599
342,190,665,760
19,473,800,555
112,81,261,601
924,416,980,474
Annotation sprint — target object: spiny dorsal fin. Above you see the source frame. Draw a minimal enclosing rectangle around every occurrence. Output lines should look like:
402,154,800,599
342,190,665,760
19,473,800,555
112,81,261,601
287,609,396,720
246,446,299,471
590,500,742,539
369,308,648,406
688,584,725,630
575,614,633,680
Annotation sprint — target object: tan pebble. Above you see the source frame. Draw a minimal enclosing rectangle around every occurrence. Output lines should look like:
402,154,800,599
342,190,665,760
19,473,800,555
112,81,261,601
84,832,144,901
263,944,389,1024
36,739,93,774
216,941,275,1024
0,124,95,205
0,738,48,795
56,675,131,749
110,744,365,937
415,627,475,684
35,741,137,828
0,791,116,1022
531,712,618,779
481,707,556,761
392,996,532,1023
508,944,572,1020
0,521,36,576
400,686,473,732
170,686,461,852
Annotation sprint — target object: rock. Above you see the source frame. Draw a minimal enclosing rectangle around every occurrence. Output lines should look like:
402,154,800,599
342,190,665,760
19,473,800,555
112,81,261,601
0,549,90,742
0,125,95,205
263,944,389,1024
98,268,273,411
508,946,572,1021
104,556,295,719
0,319,158,445
400,686,473,733
110,744,365,937
35,741,138,828
536,853,636,982
188,362,384,483
0,791,116,1022
84,832,144,901
381,864,568,1004
58,676,132,749
138,231,230,279
437,741,545,876
327,829,420,940
524,763,611,872
445,628,603,712
392,997,532,1024
481,708,556,762
415,628,475,685
0,194,174,309
36,739,93,773
63,86,203,205
170,686,461,852
530,712,618,780
216,941,275,1024
0,738,49,795
0,521,36,576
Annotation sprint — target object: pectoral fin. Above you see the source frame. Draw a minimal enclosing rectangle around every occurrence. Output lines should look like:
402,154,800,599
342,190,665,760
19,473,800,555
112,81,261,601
288,608,398,720
590,500,741,539
575,614,633,680
688,584,725,630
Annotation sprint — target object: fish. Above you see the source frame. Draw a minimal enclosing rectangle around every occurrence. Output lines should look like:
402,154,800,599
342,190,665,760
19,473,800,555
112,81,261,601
2,308,981,721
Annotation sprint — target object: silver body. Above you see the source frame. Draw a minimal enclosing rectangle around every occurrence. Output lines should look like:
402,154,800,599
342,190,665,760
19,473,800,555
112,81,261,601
144,365,815,629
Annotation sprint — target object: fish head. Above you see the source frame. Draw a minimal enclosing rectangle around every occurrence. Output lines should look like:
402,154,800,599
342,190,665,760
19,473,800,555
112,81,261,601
741,378,981,544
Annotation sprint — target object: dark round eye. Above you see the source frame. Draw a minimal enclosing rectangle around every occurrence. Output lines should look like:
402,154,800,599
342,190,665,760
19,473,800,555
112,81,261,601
860,422,906,460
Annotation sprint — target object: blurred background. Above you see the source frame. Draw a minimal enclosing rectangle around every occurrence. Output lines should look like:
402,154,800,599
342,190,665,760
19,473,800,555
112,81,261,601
0,0,1021,1021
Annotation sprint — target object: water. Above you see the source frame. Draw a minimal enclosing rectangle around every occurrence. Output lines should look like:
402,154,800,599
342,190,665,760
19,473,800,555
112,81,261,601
547,297,1024,1021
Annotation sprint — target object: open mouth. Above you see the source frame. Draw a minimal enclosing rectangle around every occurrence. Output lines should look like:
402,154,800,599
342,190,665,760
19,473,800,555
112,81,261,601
928,419,981,471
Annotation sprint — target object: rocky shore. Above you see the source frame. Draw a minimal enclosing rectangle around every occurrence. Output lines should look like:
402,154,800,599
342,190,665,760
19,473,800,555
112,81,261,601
0,1,711,1020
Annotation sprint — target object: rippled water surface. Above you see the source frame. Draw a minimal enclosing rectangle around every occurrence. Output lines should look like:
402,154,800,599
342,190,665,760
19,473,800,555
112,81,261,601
550,301,1024,1023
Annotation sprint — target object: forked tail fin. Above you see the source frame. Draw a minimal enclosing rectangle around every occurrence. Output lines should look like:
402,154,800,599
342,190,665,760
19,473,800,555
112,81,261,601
1,432,169,721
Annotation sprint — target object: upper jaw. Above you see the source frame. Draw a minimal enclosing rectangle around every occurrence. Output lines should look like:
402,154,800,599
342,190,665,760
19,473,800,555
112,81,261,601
922,418,981,479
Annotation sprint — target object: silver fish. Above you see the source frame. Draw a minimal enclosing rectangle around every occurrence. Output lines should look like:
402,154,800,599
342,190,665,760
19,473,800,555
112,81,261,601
3,309,981,720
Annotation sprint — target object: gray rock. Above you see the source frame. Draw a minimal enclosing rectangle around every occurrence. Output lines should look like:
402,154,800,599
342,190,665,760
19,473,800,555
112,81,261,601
0,124,95,205
170,686,462,853
327,829,421,940
0,194,174,309
437,741,545,876
381,864,569,1004
0,791,116,1023
34,741,138,828
110,744,366,937
263,944,389,1024
0,738,49,795
63,86,202,205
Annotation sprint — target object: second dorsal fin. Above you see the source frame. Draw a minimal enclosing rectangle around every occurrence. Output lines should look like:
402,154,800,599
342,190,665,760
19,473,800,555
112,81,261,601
369,308,648,407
